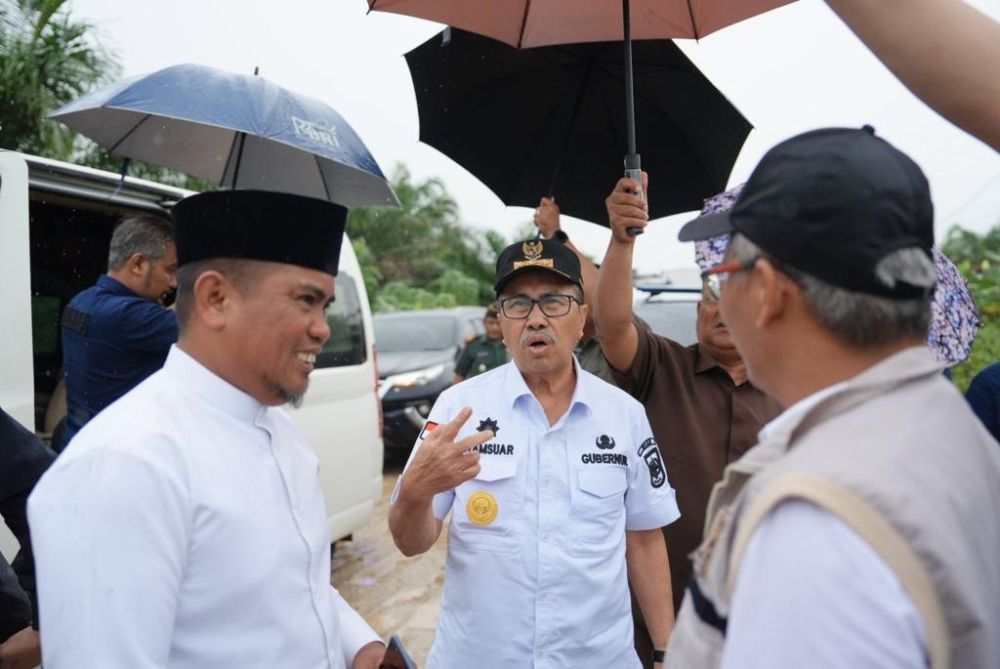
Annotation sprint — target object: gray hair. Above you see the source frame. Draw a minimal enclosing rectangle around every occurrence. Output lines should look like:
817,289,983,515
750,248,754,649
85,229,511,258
726,234,932,348
107,215,174,270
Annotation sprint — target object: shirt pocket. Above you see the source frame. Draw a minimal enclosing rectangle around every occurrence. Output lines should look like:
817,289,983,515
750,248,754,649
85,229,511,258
452,458,524,554
571,466,628,555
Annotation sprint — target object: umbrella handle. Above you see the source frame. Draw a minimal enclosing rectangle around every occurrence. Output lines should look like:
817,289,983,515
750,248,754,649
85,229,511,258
624,154,644,236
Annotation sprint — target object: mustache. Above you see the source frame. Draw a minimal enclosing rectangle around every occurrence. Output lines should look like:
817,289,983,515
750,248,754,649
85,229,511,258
520,330,556,347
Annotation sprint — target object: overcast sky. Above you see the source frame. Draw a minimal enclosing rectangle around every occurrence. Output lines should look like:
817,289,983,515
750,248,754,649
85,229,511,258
72,0,1000,275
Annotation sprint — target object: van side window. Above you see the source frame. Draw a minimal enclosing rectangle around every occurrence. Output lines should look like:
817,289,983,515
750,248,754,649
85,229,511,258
316,273,367,368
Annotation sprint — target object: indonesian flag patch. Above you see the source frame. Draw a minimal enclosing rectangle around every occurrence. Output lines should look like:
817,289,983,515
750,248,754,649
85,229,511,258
420,421,439,440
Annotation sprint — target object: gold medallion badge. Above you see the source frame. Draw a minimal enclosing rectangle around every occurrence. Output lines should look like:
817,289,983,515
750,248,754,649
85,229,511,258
466,491,499,526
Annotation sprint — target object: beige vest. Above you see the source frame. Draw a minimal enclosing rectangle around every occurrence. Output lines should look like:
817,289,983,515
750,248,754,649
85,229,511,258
667,347,1000,668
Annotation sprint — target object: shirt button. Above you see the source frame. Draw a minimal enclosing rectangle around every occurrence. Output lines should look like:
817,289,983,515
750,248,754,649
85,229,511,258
539,591,548,601
542,476,550,486
542,532,551,542
536,650,544,659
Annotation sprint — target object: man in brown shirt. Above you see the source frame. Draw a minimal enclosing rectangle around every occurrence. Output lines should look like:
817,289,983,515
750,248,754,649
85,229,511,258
596,175,782,666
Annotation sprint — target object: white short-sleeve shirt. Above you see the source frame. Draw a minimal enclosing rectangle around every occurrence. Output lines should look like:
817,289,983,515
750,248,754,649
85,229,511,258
397,360,680,668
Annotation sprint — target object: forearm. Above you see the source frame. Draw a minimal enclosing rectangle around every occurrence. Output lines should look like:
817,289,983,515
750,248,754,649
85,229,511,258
595,239,635,334
595,240,639,370
388,493,442,556
627,530,674,651
825,0,1000,150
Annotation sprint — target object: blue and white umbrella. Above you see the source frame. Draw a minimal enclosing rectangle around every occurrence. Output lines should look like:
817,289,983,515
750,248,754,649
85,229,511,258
51,63,398,207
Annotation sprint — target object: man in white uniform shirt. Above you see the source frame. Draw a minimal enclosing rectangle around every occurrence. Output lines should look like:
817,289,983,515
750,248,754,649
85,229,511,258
389,239,681,668
28,190,388,668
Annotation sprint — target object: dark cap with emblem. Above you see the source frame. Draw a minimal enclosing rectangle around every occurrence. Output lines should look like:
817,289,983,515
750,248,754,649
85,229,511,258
494,238,582,296
677,126,934,299
171,190,348,276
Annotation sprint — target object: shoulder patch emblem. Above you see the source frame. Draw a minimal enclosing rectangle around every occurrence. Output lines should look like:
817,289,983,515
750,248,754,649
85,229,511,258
638,438,666,488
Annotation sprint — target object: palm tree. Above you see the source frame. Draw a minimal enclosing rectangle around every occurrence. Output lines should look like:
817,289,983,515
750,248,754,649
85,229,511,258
348,165,508,310
0,0,119,158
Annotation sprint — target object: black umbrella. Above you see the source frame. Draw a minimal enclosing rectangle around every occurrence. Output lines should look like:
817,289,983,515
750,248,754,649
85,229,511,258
406,29,752,225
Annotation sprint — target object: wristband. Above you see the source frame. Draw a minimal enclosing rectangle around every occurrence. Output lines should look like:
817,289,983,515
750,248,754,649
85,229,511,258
652,649,665,663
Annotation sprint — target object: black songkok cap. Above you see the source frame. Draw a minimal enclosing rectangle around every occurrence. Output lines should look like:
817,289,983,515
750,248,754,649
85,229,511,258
171,190,347,276
677,126,934,300
494,238,582,296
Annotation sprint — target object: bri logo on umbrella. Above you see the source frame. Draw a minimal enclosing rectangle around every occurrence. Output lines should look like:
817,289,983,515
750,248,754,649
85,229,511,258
292,115,341,149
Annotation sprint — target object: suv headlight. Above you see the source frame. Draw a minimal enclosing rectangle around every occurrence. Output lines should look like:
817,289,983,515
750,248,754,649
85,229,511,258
380,363,447,397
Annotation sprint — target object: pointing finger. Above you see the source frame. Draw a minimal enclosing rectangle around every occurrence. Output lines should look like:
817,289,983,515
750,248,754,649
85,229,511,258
429,407,473,445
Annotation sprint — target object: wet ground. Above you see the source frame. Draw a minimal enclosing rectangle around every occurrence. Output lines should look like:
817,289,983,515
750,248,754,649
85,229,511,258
331,457,445,665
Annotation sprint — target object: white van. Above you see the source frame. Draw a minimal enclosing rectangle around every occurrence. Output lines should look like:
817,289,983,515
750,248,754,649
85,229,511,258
0,151,383,558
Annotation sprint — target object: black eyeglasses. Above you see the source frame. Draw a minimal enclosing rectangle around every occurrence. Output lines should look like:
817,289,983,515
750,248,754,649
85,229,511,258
700,259,758,301
498,294,581,319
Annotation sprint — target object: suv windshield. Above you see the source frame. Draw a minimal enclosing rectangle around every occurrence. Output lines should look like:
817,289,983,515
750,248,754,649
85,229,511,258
374,314,457,352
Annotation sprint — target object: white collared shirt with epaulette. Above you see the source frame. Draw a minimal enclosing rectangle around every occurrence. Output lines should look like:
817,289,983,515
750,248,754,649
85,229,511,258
396,359,681,668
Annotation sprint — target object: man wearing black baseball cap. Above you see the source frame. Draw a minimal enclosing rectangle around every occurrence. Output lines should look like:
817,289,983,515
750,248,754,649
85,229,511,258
390,239,681,668
667,127,1000,668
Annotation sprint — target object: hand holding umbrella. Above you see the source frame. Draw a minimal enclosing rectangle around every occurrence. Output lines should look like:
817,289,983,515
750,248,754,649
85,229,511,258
606,172,650,242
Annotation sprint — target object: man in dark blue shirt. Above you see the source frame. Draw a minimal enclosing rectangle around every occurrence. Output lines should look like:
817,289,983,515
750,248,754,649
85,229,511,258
60,215,178,449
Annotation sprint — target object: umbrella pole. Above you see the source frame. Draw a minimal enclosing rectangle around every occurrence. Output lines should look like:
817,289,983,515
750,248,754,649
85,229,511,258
622,0,644,235
228,68,258,189
230,131,248,189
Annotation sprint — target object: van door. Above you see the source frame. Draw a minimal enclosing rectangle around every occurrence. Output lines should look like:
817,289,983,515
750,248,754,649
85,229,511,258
0,153,39,560
0,153,36,431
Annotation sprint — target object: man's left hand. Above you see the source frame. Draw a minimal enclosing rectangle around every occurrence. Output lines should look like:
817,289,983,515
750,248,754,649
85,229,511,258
0,626,41,669
351,641,386,669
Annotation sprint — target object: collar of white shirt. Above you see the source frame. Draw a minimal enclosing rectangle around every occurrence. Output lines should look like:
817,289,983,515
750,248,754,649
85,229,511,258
757,381,847,444
164,345,264,422
501,356,596,420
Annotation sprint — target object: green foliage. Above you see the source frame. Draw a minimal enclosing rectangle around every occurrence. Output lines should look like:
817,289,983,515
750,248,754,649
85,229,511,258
348,165,513,312
942,224,1000,391
0,0,212,189
0,0,118,157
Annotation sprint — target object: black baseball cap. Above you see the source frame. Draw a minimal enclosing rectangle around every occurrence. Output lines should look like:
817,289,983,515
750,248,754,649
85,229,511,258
678,126,935,299
172,190,347,276
494,239,582,296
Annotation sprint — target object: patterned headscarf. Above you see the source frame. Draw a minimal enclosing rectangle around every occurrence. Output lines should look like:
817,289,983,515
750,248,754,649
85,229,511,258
689,184,979,365
693,184,742,272
928,248,980,365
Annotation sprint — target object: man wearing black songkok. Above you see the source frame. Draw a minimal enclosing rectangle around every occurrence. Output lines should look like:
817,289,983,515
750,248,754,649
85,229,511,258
29,191,389,668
